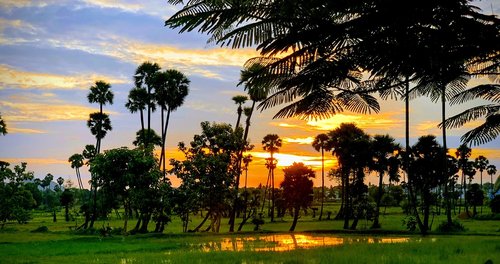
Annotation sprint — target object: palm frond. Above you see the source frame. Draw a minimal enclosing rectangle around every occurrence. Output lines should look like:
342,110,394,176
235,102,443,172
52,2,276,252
450,84,500,105
440,104,500,129
461,114,500,146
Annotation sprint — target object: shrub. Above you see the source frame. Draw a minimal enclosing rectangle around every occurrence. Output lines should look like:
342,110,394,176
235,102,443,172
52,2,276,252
31,226,49,233
402,216,417,232
490,195,500,213
436,220,466,233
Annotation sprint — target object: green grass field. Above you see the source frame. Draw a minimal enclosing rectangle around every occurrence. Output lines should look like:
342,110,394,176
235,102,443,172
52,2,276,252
1,203,499,263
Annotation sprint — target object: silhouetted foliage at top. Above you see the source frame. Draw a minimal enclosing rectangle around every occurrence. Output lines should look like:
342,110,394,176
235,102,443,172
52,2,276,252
166,0,498,124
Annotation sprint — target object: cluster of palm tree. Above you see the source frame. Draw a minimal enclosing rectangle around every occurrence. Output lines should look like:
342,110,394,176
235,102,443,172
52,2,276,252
311,124,399,230
125,62,190,178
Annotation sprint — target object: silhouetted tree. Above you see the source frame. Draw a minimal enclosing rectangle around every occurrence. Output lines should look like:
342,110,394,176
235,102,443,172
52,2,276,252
312,133,331,221
281,162,315,231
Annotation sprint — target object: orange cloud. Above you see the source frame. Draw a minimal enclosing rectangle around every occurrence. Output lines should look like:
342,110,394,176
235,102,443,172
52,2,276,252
282,136,315,145
1,100,117,122
306,113,401,131
0,64,128,90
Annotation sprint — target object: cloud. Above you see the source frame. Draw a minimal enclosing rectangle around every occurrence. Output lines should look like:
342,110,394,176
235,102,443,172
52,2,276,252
1,157,68,165
306,113,401,131
282,137,315,145
0,64,128,90
11,31,258,79
7,127,46,134
0,93,118,122
0,0,59,10
79,0,178,19
185,100,234,115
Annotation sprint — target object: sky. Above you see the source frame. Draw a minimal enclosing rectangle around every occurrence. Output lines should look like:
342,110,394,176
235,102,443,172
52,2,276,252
0,0,498,189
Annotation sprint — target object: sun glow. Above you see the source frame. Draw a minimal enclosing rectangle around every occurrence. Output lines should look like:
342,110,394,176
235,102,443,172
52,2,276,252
248,151,336,168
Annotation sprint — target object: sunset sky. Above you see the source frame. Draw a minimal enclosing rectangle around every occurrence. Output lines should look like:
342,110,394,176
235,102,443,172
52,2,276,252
0,0,498,189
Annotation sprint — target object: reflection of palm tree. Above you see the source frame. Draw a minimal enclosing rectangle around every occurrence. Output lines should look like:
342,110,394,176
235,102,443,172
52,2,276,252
68,153,84,190
155,69,190,178
262,134,282,222
312,133,331,221
487,165,497,196
0,113,7,135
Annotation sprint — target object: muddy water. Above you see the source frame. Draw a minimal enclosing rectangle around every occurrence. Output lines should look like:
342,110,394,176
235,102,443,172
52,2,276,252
191,234,413,252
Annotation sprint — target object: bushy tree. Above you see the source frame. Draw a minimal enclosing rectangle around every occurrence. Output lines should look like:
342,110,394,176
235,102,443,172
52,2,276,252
170,121,245,232
281,162,315,231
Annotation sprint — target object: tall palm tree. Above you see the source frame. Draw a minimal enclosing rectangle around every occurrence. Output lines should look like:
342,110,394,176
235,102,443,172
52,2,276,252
455,144,472,214
370,134,400,229
327,123,370,229
262,134,282,222
87,112,112,152
312,133,331,221
487,164,497,196
68,153,84,190
134,62,161,143
155,69,190,178
474,156,489,194
0,113,7,136
87,80,114,154
232,95,248,130
125,87,149,143
229,63,270,232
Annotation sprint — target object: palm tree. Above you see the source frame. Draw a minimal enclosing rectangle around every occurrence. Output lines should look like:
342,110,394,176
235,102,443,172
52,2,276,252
68,153,84,190
370,134,400,229
262,134,282,222
155,69,190,178
87,112,112,152
125,87,149,143
242,154,253,191
232,95,248,130
487,164,497,196
474,155,489,195
87,80,114,154
312,133,331,221
327,123,370,229
455,144,472,214
133,129,162,147
0,113,7,136
134,62,160,139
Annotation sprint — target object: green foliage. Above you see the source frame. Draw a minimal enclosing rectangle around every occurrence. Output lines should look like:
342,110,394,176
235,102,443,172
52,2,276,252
402,216,417,232
436,220,466,233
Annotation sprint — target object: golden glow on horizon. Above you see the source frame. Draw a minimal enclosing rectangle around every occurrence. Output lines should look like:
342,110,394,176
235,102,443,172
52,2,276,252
248,151,336,169
306,113,401,131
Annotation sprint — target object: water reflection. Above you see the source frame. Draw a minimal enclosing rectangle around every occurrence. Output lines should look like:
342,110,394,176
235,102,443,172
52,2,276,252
194,234,410,252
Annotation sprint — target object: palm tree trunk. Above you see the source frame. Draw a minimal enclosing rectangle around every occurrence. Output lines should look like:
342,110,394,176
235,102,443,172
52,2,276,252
319,148,325,221
441,85,452,225
343,170,350,229
271,152,275,223
140,110,146,146
290,206,300,231
372,171,384,228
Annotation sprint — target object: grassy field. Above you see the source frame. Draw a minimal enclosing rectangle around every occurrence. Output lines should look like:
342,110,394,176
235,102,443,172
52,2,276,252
0,203,499,263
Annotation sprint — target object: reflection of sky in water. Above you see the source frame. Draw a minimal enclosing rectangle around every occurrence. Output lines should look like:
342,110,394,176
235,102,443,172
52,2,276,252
193,234,412,252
